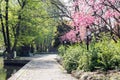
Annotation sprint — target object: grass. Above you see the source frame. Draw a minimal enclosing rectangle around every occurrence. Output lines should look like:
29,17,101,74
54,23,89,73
0,69,6,80
0,57,3,69
0,57,6,80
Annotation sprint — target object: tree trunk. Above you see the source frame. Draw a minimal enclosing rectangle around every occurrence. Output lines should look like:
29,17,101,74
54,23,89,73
0,15,7,50
5,0,14,59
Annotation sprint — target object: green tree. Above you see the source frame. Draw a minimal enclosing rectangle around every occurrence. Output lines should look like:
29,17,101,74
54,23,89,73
0,0,57,59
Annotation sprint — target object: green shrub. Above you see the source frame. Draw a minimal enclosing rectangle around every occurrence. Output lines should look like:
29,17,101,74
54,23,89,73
95,40,120,71
58,45,66,56
77,50,90,71
77,39,120,71
62,45,82,73
59,38,120,72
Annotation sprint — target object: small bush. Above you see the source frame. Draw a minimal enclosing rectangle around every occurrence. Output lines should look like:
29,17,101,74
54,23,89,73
58,45,66,56
59,38,120,73
60,45,82,73
95,40,120,71
78,39,120,71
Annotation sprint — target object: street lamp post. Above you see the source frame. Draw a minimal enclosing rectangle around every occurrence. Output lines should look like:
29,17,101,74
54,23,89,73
64,40,67,51
86,26,90,51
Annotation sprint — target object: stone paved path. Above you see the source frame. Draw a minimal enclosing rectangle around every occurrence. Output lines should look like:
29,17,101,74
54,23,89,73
8,54,77,80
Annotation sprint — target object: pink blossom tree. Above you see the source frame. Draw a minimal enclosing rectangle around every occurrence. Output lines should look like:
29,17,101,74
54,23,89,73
60,0,120,43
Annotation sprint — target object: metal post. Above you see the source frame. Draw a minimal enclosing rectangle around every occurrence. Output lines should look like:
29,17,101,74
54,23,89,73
86,26,89,51
87,34,89,50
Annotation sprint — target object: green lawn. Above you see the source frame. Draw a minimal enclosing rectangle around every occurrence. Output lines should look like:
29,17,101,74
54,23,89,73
0,57,3,69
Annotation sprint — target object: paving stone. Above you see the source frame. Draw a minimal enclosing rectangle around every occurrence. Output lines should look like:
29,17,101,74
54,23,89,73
8,54,77,80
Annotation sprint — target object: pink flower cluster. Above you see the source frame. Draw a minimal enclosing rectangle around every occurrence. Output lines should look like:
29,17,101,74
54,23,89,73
72,12,95,27
61,30,77,42
60,27,86,43
60,0,120,43
105,10,120,19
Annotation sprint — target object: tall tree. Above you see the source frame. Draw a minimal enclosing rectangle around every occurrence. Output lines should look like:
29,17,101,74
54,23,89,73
0,0,33,59
0,0,58,58
60,0,120,43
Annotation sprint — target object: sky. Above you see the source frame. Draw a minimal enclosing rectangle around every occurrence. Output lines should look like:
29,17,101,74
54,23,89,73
61,0,68,3
60,0,70,6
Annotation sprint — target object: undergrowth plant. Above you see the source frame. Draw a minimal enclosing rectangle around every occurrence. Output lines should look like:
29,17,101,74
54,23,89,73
58,38,120,73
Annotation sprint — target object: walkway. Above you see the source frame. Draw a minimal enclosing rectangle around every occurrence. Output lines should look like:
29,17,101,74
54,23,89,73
8,54,77,80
